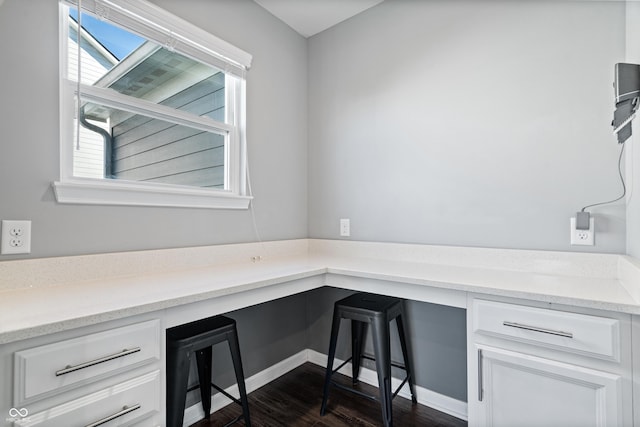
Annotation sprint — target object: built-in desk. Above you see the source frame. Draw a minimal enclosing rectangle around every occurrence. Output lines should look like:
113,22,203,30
1,239,639,425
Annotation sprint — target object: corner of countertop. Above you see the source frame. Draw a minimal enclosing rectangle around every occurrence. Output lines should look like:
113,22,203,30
618,255,640,304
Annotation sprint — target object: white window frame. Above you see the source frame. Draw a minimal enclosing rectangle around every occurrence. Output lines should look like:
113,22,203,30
54,0,253,209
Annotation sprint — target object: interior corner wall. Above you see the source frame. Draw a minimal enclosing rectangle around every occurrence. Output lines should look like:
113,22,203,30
307,0,627,253
0,0,308,259
626,1,640,259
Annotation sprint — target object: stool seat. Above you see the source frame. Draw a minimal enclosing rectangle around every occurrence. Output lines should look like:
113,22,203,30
167,315,237,348
334,292,405,319
166,315,251,427
320,292,417,427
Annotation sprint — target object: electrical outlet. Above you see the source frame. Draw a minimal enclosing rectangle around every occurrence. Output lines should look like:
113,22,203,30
1,220,32,254
570,217,594,246
340,218,350,237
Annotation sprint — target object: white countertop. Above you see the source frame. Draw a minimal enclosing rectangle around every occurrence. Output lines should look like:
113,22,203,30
1,239,639,344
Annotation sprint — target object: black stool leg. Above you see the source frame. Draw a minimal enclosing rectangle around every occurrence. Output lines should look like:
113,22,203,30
166,347,192,427
195,346,213,418
371,316,393,427
351,320,367,386
227,328,252,427
320,308,341,416
396,312,417,404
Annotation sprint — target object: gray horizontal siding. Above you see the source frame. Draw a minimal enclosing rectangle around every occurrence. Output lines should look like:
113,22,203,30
111,72,226,188
115,124,203,159
116,145,224,183
145,166,224,188
114,132,224,172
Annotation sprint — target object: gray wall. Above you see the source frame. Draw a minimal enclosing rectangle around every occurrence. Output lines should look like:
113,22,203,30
626,2,640,259
308,0,627,254
0,0,308,259
0,1,631,260
304,0,628,406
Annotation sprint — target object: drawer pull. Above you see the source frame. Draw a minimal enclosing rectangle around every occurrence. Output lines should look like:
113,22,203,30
85,404,141,427
477,349,483,402
503,321,573,339
55,347,141,376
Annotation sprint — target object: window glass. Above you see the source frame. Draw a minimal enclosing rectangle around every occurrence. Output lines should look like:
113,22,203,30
67,7,228,187
79,100,226,187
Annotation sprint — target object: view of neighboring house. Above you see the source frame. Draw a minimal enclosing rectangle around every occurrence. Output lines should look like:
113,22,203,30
68,13,227,188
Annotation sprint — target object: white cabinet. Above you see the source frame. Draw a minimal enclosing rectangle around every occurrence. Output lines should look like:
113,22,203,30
476,345,622,427
473,299,621,361
632,315,640,427
468,297,632,427
14,370,160,427
2,318,162,427
14,320,160,405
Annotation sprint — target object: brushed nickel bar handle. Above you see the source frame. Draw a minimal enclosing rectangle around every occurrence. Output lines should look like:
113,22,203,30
85,404,141,427
477,349,483,402
503,321,573,339
55,347,141,376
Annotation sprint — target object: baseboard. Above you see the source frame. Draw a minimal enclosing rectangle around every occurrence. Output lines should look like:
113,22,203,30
182,348,467,426
306,350,468,421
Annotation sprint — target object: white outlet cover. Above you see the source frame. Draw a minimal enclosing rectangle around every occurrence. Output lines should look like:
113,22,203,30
570,217,594,246
1,220,32,254
340,218,350,237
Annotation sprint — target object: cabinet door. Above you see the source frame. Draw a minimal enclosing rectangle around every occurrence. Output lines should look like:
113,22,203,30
473,345,622,427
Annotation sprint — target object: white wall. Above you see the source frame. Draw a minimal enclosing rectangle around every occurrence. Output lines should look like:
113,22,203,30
0,0,308,258
308,0,627,253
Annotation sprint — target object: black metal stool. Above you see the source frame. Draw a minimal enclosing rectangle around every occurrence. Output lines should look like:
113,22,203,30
166,315,251,427
320,292,417,427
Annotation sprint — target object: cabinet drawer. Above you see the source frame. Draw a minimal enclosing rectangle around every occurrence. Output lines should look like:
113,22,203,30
14,320,160,404
473,300,620,361
14,370,160,427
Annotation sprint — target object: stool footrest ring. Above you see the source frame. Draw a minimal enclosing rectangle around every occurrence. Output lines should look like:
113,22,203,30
186,382,247,419
361,354,408,371
210,382,244,407
329,374,411,403
331,380,379,402
392,375,410,399
331,355,408,377
330,356,353,376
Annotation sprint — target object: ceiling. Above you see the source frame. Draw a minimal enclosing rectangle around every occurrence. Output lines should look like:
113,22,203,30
253,0,384,38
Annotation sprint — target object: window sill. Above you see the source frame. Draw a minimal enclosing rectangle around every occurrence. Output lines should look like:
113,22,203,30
52,179,252,209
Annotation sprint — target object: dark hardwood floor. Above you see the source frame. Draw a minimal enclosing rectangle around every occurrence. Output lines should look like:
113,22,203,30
191,362,467,427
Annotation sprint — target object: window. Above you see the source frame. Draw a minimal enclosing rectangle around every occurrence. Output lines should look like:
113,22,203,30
55,0,252,209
